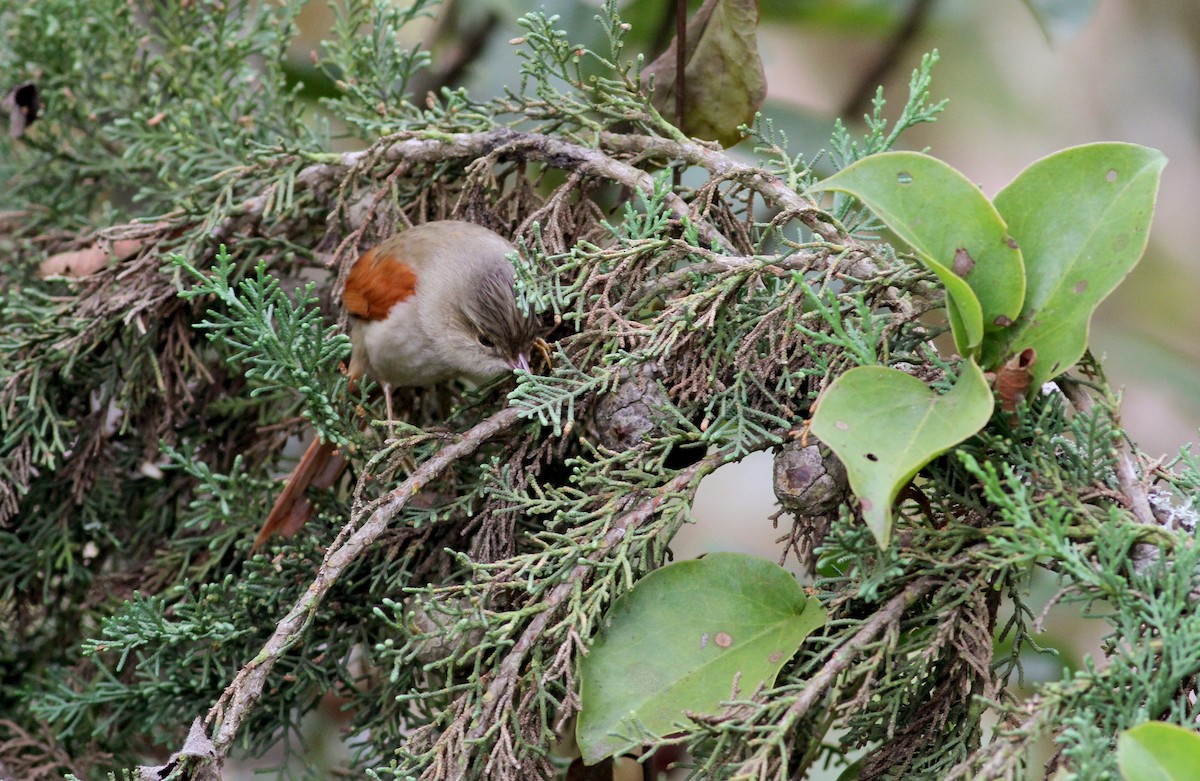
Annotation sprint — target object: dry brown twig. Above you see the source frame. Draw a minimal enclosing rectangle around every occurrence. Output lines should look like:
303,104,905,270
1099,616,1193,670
207,128,875,261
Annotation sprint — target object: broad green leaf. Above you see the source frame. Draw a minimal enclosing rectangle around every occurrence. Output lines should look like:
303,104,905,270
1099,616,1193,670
812,151,1025,354
1117,721,1200,781
576,552,825,764
642,0,766,147
810,360,994,548
986,142,1166,388
835,757,866,781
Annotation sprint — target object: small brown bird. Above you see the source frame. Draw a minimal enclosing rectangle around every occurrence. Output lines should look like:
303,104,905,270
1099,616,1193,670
253,221,538,549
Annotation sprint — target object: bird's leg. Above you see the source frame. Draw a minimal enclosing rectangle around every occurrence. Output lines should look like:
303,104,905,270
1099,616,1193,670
384,382,396,439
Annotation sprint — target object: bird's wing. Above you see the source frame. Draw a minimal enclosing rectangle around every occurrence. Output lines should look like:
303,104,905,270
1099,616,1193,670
343,245,419,321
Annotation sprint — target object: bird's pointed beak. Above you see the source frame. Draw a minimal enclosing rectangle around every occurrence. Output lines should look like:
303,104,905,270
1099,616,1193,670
512,353,530,372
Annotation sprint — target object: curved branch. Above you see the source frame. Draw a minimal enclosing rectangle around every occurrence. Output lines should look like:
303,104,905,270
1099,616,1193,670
597,132,846,244
204,406,523,756
212,128,737,250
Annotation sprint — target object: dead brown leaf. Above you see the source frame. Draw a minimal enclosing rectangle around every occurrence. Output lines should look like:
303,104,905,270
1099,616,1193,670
642,0,766,148
39,238,150,278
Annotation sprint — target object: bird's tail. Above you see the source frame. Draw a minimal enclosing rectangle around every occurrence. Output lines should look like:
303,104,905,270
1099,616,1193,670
252,436,347,551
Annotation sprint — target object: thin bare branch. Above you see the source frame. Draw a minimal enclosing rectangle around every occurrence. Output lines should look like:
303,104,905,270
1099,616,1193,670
205,406,524,756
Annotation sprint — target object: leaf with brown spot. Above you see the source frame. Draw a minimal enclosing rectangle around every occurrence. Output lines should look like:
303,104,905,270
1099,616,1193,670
811,152,1025,355
810,361,994,548
985,143,1166,387
577,553,824,764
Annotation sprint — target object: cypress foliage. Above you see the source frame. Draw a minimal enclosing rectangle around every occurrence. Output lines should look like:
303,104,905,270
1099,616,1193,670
1,2,1195,779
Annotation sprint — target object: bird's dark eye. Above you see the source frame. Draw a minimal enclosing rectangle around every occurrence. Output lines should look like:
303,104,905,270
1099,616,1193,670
478,334,495,349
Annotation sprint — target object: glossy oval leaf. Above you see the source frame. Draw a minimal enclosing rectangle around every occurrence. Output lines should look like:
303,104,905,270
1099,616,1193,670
811,151,1025,354
985,142,1166,388
810,360,994,548
1117,721,1200,781
576,552,826,764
